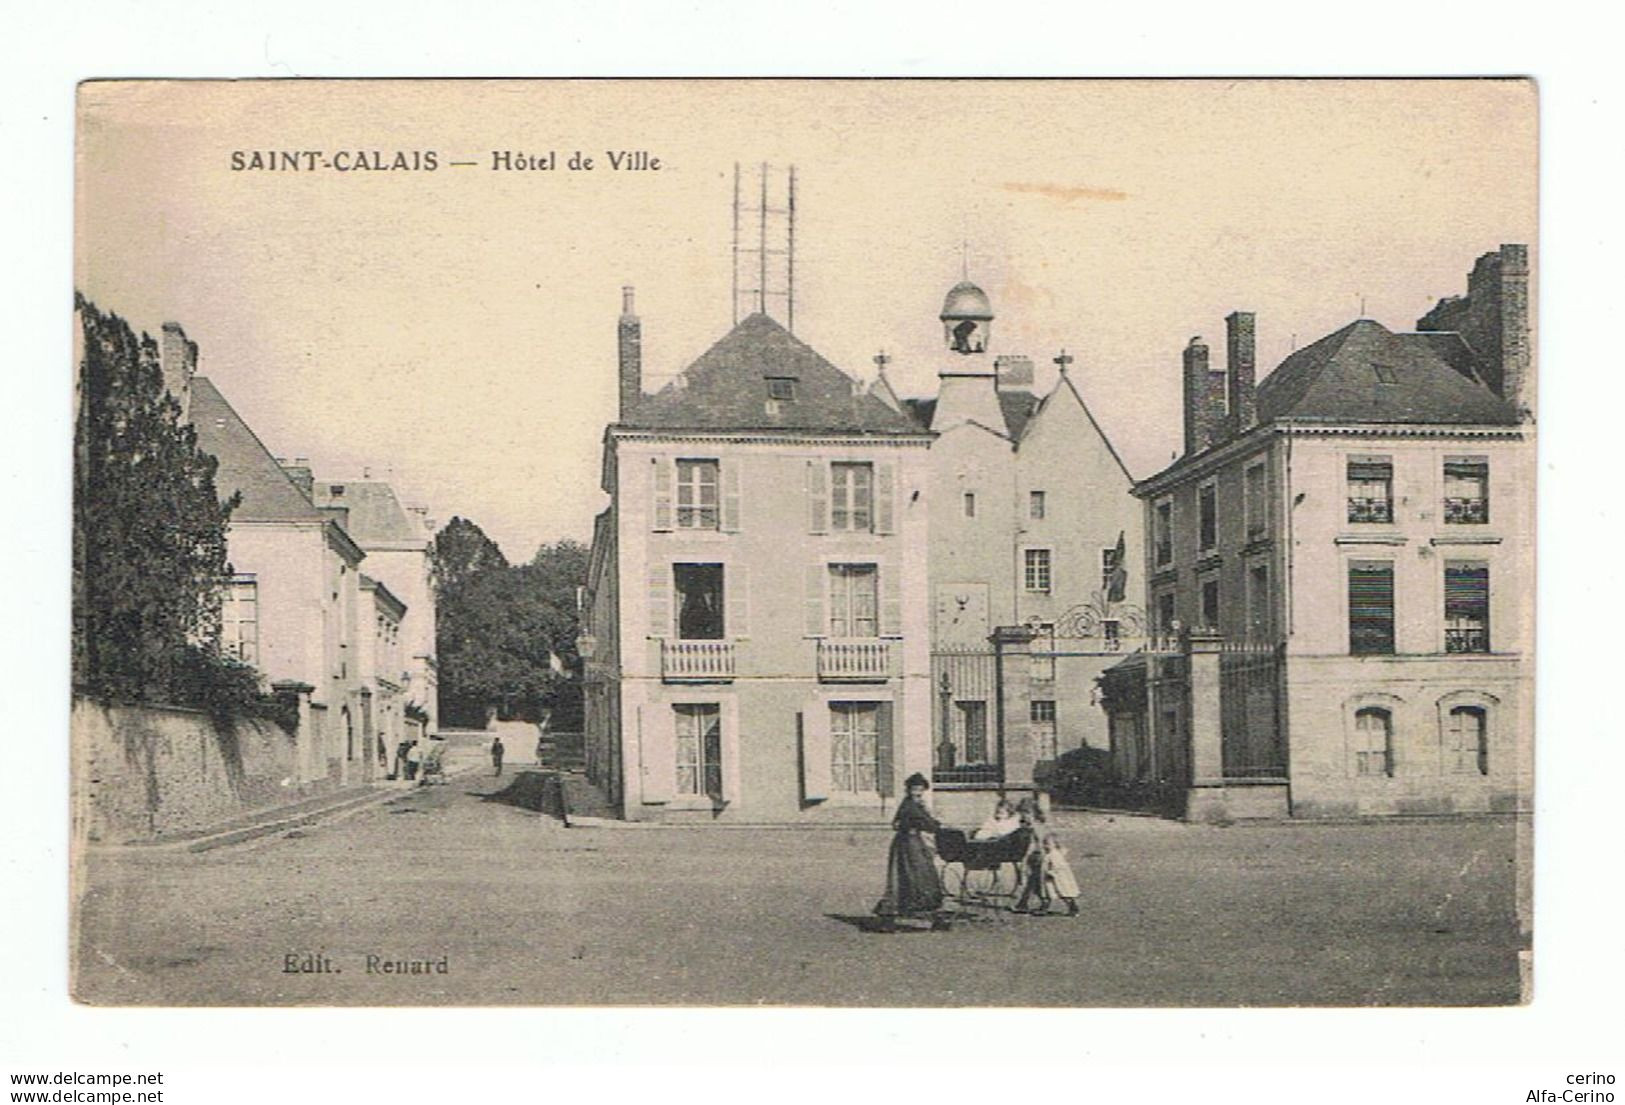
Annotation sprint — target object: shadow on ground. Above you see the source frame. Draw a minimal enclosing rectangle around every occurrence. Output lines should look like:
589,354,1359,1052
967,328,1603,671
477,770,567,820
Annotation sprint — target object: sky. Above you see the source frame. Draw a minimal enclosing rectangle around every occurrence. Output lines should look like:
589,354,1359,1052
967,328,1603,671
75,80,1536,561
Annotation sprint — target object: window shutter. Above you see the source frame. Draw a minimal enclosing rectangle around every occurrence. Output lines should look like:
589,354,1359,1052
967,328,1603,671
722,699,742,803
721,460,742,532
652,457,674,532
638,705,674,804
804,562,826,637
875,701,896,797
806,460,828,534
647,562,671,637
801,707,831,802
726,563,749,639
875,461,896,534
880,562,902,637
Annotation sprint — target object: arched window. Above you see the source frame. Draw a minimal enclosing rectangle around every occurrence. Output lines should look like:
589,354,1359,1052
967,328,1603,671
1446,705,1489,775
1353,707,1393,777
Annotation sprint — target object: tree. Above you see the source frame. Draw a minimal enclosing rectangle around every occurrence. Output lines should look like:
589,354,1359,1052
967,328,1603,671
431,525,587,727
428,516,508,597
73,293,240,703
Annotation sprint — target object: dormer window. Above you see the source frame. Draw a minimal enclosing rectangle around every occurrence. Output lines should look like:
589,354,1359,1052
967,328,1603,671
1371,363,1397,385
766,377,796,402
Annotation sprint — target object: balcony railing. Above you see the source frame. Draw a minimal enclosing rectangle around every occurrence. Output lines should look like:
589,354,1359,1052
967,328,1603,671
1444,626,1490,654
817,638,892,682
1444,497,1489,524
661,640,735,682
1347,497,1394,523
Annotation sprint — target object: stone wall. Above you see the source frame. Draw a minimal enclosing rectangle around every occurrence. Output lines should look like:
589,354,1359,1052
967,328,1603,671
72,697,320,843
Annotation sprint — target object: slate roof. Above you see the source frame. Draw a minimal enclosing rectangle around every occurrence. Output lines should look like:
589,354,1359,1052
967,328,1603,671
189,378,325,523
1256,319,1519,425
621,313,926,435
312,480,423,544
898,388,1041,440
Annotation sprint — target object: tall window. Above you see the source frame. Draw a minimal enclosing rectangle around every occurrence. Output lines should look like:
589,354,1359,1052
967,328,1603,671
1444,561,1490,653
674,703,723,797
1445,705,1489,775
1156,592,1176,634
1353,707,1394,777
1024,549,1052,594
830,463,874,532
1245,463,1268,539
1031,699,1058,760
1347,457,1394,523
1154,500,1173,566
963,492,977,518
1444,458,1490,524
1201,578,1220,629
674,563,725,640
957,700,989,763
1348,561,1395,655
830,702,880,794
1198,482,1217,552
827,563,878,637
1029,490,1046,520
676,459,720,529
1248,563,1270,640
221,575,259,665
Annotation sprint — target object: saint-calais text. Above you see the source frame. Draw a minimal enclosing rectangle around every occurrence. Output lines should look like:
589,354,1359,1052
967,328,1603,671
1527,1074,1617,1103
230,150,438,171
282,952,449,975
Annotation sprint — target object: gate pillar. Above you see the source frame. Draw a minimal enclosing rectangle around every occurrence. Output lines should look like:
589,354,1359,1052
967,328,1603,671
1183,631,1228,822
991,625,1038,789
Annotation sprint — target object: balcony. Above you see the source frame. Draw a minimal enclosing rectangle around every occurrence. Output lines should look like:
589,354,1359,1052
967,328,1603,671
1444,626,1490,654
817,638,893,682
1347,497,1394,523
661,640,735,682
1444,497,1489,524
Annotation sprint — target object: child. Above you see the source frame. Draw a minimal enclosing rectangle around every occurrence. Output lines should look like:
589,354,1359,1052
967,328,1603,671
974,797,1018,840
1040,833,1081,916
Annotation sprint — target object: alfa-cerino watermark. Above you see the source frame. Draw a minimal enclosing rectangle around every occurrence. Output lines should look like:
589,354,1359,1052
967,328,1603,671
1526,1074,1616,1102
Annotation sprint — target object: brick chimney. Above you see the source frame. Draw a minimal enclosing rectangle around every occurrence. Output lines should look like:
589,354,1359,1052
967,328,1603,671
1182,337,1227,455
1416,243,1532,417
994,354,1034,392
1226,311,1257,435
159,321,197,420
618,285,641,420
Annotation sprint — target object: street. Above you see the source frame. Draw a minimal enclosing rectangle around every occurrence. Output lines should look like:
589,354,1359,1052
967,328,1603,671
73,771,1525,1006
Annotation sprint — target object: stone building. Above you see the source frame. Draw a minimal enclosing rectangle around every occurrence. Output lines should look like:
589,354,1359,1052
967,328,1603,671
310,478,439,736
885,281,1143,815
1109,245,1533,819
177,364,369,789
581,290,935,821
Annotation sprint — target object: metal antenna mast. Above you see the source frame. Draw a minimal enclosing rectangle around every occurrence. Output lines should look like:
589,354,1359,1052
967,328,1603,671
732,162,798,332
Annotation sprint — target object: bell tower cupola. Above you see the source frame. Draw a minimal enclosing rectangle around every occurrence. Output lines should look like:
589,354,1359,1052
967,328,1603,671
940,280,994,356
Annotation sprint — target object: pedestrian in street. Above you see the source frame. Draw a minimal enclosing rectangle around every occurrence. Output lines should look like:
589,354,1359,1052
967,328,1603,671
1012,800,1047,914
873,772,947,931
405,740,421,782
1039,833,1082,916
491,735,505,776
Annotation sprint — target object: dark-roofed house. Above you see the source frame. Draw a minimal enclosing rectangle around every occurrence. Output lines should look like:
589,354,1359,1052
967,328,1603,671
1116,245,1532,820
887,281,1143,818
176,354,372,790
581,293,935,822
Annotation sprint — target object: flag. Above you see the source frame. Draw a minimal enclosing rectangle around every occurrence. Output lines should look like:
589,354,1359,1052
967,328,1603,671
1106,529,1128,602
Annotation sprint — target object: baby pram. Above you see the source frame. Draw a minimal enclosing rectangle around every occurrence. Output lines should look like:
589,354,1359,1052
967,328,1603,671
418,740,448,785
934,827,1034,918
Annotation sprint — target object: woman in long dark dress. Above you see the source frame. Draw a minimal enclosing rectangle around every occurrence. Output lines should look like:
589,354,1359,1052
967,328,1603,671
874,772,945,926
